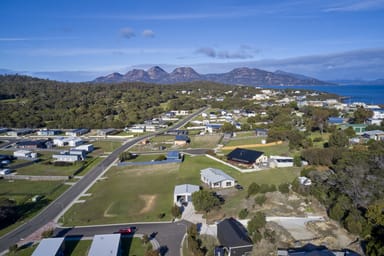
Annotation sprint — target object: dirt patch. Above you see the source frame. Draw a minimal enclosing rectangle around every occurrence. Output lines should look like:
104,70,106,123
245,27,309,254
139,194,157,214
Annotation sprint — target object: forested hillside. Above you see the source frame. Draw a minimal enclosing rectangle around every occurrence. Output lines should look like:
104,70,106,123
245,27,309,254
0,75,230,128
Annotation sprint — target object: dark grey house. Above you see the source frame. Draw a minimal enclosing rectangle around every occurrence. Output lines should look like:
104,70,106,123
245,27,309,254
217,218,253,256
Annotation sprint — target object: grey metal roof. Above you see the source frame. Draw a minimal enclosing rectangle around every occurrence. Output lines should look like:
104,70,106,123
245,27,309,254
88,234,121,256
31,237,65,256
201,168,235,184
174,184,200,195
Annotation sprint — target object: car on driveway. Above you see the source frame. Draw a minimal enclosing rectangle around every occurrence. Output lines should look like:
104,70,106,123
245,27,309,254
235,184,244,190
118,226,137,234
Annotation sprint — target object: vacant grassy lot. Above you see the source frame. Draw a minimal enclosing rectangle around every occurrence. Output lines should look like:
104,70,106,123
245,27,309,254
15,155,100,177
189,134,221,148
221,141,291,156
90,140,123,156
63,163,181,225
224,136,265,147
0,180,68,236
63,154,300,226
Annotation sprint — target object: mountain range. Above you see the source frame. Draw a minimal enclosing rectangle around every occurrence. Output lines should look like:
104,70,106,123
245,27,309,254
93,66,332,86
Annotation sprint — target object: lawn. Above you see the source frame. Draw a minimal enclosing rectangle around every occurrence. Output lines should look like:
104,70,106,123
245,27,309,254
0,180,68,236
221,141,291,157
224,136,265,147
63,163,181,225
62,154,301,226
90,140,123,156
189,134,221,149
14,155,100,177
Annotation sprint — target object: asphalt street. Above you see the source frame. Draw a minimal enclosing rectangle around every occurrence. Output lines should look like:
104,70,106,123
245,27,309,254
54,220,191,256
0,107,207,253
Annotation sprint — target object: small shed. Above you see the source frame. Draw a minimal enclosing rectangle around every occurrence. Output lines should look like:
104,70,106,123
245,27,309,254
255,128,268,137
173,184,200,204
31,237,65,256
88,234,121,256
167,151,181,160
174,135,190,146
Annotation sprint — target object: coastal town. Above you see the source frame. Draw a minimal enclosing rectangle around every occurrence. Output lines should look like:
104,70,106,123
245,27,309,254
1,84,383,256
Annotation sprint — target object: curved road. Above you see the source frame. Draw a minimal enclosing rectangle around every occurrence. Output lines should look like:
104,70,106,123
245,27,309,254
0,107,207,253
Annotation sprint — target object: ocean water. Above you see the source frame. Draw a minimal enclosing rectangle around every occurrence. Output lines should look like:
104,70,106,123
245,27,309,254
262,84,384,105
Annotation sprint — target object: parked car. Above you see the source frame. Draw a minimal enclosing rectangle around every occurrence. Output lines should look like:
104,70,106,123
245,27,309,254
235,184,244,190
118,226,137,234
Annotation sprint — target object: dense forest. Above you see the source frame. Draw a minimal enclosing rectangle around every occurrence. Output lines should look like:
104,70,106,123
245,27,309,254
0,75,234,128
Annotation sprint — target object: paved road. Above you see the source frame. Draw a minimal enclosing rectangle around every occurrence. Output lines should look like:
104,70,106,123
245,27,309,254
0,107,207,253
54,220,191,256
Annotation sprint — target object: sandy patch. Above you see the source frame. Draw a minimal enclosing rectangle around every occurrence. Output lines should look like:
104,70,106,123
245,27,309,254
139,194,157,214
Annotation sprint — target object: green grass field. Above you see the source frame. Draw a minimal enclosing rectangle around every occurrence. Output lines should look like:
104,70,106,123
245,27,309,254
223,136,265,147
221,141,291,156
63,154,301,226
90,140,123,156
189,134,222,149
0,180,68,236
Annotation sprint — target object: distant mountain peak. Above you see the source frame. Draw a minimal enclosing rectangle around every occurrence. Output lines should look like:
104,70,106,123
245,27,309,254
93,66,331,86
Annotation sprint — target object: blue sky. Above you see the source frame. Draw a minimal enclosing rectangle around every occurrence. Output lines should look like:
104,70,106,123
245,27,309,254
0,0,383,81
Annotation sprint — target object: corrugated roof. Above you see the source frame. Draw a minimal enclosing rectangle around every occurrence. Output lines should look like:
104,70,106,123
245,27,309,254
31,237,65,256
88,234,121,256
227,148,264,164
174,184,200,195
201,168,235,184
217,218,252,248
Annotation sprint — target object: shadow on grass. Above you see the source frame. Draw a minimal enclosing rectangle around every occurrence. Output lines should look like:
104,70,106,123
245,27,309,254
63,235,83,256
120,235,134,255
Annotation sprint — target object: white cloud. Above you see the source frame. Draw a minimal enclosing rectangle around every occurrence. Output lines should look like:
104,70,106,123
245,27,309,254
195,46,258,59
324,0,384,12
120,27,135,39
142,29,155,38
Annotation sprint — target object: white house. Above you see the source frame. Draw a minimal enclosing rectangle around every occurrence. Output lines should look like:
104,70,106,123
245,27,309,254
74,144,94,153
88,234,121,256
173,184,200,205
13,150,37,159
31,238,65,256
200,168,236,188
52,153,81,163
269,156,294,168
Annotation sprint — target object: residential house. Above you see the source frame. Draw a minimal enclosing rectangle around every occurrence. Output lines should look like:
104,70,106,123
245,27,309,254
174,135,190,146
328,117,344,125
205,123,222,133
362,130,384,141
16,139,52,149
0,128,9,134
52,153,81,163
227,148,267,167
372,109,384,119
74,144,94,153
166,130,188,136
340,124,367,135
173,184,200,205
170,110,190,116
37,129,61,136
88,234,121,256
269,156,294,168
13,150,37,159
7,128,34,137
200,168,236,188
255,128,268,137
31,237,65,256
65,128,89,137
167,151,182,161
217,218,253,256
53,137,83,147
127,125,146,133
69,149,87,160
97,128,117,136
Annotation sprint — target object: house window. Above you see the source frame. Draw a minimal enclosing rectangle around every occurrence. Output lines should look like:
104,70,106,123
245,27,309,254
226,181,232,186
